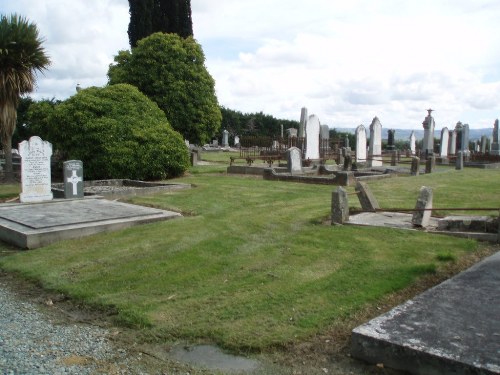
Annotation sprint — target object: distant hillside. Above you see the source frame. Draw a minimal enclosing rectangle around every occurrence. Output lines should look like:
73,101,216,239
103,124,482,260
334,127,493,141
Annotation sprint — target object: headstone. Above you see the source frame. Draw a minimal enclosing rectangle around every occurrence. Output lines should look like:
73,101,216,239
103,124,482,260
355,181,379,212
222,129,229,147
425,155,435,174
305,114,320,160
331,186,349,225
422,109,435,157
409,131,416,155
368,117,382,167
411,157,420,176
190,151,198,166
480,135,487,154
439,127,449,158
345,136,350,148
491,119,500,155
63,160,84,199
185,139,190,148
234,135,240,146
386,129,396,151
287,128,298,138
19,136,53,203
212,139,218,147
455,150,464,170
343,155,352,171
280,124,284,138
448,129,457,155
320,125,330,140
299,107,308,138
412,186,433,228
287,147,302,174
355,125,367,163
391,151,398,166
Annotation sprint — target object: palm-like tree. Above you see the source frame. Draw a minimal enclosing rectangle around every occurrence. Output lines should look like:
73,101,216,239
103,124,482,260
0,14,50,181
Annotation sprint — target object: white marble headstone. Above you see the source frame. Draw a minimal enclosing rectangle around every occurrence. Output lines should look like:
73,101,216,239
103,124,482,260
409,131,416,155
369,117,382,167
355,125,367,163
305,114,320,160
19,136,53,203
287,147,302,173
440,127,449,157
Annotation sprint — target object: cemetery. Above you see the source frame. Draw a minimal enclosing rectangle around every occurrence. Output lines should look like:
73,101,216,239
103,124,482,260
0,116,499,373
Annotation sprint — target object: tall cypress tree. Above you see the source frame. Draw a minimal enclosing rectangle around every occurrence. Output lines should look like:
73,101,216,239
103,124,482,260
128,0,193,48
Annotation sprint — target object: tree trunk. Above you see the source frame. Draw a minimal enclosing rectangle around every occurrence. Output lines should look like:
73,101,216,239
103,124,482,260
1,136,14,182
0,101,18,183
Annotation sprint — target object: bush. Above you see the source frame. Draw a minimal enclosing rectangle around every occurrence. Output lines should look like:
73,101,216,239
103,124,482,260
41,84,189,180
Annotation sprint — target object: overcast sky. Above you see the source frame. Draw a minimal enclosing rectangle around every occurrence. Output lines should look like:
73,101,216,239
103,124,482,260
3,0,500,130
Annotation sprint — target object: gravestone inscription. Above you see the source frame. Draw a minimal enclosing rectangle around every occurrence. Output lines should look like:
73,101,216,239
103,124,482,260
19,136,53,203
63,160,84,199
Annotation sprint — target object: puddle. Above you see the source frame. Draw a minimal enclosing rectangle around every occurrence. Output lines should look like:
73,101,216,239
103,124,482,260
169,344,260,373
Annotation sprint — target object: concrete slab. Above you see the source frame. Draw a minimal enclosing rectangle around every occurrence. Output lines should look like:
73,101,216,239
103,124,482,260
351,251,500,375
0,198,181,249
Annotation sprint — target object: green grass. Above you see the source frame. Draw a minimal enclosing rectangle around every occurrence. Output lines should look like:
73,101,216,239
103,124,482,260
0,184,20,201
0,168,497,351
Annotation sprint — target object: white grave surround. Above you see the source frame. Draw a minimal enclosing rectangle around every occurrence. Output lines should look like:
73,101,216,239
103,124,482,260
369,117,382,167
355,125,367,163
19,136,53,203
305,114,320,160
440,127,449,157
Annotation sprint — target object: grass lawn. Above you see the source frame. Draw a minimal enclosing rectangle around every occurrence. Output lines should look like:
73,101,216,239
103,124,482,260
0,167,498,352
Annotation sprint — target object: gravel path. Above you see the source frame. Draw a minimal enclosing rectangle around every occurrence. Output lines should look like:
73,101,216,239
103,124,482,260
0,282,143,375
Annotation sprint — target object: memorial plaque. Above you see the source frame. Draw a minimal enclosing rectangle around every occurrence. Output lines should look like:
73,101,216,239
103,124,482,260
19,136,53,203
63,160,84,199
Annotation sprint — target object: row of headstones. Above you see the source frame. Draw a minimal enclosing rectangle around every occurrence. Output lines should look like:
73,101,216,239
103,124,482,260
18,136,84,203
354,113,500,165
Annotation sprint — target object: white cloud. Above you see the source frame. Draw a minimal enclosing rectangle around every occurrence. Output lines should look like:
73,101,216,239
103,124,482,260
4,0,500,130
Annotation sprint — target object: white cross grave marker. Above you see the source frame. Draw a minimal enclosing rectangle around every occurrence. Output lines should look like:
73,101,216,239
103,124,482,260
67,169,82,195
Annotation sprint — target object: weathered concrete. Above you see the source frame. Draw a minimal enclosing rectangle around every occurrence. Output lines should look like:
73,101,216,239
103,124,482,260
412,186,433,228
331,186,349,225
355,181,380,212
351,251,500,375
0,198,181,249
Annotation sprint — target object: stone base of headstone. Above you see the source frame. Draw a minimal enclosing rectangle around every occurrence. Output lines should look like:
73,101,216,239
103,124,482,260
355,181,380,212
412,186,433,228
411,157,420,176
331,186,349,225
436,157,449,165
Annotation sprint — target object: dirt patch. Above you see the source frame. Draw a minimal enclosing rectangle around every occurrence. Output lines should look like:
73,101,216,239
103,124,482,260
0,245,497,374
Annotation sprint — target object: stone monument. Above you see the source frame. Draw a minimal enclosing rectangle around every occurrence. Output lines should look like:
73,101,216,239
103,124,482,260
287,147,302,174
386,129,396,151
422,109,435,158
63,160,84,199
299,107,308,138
222,129,229,147
368,117,382,167
305,114,320,160
355,125,367,164
491,119,499,156
19,136,53,203
448,129,457,155
409,131,416,155
439,127,449,160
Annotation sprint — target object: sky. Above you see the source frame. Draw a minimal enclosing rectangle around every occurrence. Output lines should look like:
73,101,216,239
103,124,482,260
2,0,500,130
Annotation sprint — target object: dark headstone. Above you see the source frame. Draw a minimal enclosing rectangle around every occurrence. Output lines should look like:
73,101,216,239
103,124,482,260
456,151,464,170
411,157,420,176
63,160,84,199
331,186,349,225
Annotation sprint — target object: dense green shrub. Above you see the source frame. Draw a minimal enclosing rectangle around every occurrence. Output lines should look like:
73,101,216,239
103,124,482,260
108,32,221,145
38,84,189,180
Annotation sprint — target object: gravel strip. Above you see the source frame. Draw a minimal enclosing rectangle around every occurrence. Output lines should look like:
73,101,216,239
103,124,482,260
0,282,141,375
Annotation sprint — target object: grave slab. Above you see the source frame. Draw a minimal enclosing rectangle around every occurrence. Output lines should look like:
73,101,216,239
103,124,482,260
351,251,500,375
0,198,181,249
